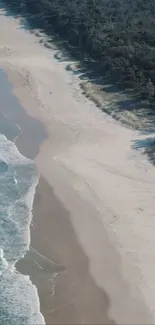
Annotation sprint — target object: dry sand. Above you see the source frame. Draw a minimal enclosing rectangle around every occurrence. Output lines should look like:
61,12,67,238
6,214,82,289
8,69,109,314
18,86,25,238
0,7,155,324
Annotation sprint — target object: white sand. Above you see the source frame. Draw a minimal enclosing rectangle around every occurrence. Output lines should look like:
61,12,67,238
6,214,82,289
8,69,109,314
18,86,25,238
0,8,155,324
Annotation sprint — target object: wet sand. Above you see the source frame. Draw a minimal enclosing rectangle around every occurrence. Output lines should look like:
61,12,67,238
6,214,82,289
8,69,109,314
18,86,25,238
30,177,115,324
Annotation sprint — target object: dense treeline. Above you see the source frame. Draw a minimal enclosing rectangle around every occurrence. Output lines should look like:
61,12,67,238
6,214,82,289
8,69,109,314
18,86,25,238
5,0,155,101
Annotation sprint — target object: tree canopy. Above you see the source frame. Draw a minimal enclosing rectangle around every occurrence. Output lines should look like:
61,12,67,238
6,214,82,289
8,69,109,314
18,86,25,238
5,0,155,102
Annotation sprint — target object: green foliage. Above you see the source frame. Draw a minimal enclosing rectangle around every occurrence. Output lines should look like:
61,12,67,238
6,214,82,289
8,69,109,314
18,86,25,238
5,0,155,101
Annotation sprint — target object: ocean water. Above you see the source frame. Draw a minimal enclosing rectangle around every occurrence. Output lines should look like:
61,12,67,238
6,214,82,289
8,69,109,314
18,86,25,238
0,70,45,324
0,135,44,325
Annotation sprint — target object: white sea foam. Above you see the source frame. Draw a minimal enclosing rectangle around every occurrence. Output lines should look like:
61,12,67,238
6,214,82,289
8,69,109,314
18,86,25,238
0,134,45,325
0,248,8,275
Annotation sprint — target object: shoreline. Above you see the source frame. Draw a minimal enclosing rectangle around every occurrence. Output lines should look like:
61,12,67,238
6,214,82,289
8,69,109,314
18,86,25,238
0,7,155,324
11,67,116,324
0,32,117,325
8,70,117,324
0,69,47,324
29,177,116,324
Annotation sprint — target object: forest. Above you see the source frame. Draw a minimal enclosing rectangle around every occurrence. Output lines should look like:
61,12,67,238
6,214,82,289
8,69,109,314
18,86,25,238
4,0,155,102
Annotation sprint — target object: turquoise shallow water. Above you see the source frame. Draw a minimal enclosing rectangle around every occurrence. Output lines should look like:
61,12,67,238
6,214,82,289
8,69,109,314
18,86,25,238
0,70,45,325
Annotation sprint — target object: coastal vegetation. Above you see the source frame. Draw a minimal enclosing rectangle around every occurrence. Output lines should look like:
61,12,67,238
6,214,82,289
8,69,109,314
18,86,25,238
4,0,155,104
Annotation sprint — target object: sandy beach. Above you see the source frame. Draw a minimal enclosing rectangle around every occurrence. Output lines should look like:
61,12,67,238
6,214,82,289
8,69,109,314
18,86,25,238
0,6,155,324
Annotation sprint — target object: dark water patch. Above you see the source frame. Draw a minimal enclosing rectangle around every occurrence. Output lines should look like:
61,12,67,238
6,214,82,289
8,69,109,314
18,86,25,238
0,112,20,141
102,84,121,94
0,159,8,173
0,69,47,159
